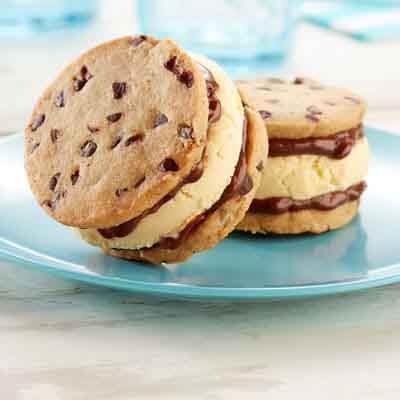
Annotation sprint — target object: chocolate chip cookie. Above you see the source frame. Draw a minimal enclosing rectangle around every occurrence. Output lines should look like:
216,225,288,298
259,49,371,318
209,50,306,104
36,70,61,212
25,35,209,229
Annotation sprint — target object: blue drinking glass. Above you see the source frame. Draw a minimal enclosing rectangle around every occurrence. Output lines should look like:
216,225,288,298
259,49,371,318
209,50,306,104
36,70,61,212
137,0,302,74
0,0,98,35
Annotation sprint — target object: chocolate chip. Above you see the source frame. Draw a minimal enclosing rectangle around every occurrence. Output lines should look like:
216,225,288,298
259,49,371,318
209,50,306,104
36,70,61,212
256,161,264,172
305,113,320,122
344,96,361,104
293,77,304,84
80,66,91,80
164,56,193,88
134,175,146,188
115,187,128,197
71,169,79,185
50,129,61,143
73,79,84,91
73,65,92,92
80,140,97,157
106,113,123,123
125,134,144,146
43,200,54,209
110,136,122,149
306,105,323,115
164,56,178,72
73,79,86,91
178,124,193,139
179,70,194,88
87,125,100,133
130,35,147,47
31,114,45,132
153,113,168,128
160,158,179,172
54,91,65,107
29,142,40,154
259,110,272,120
49,173,61,192
112,82,127,99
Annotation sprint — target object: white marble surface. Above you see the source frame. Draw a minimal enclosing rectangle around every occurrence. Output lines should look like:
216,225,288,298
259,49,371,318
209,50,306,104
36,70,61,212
1,1,400,399
3,261,400,399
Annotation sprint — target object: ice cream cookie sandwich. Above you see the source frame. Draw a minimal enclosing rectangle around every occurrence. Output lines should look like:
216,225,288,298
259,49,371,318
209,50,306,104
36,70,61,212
237,77,369,234
25,36,266,263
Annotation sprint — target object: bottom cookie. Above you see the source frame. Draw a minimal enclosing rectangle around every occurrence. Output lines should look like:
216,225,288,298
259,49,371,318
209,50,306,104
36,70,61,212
105,107,266,264
106,192,253,263
237,200,360,235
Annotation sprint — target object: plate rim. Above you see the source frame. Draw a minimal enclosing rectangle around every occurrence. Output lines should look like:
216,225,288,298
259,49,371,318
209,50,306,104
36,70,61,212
2,238,400,299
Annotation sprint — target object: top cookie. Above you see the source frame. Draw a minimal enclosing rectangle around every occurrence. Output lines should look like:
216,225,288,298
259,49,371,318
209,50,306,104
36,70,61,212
237,77,366,139
25,35,209,228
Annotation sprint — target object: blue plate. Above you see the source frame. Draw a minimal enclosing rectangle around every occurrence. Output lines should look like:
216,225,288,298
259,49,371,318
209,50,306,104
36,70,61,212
1,127,399,299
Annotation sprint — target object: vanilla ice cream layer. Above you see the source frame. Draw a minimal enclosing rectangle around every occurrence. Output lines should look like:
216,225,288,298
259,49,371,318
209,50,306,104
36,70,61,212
79,55,244,250
255,137,369,200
